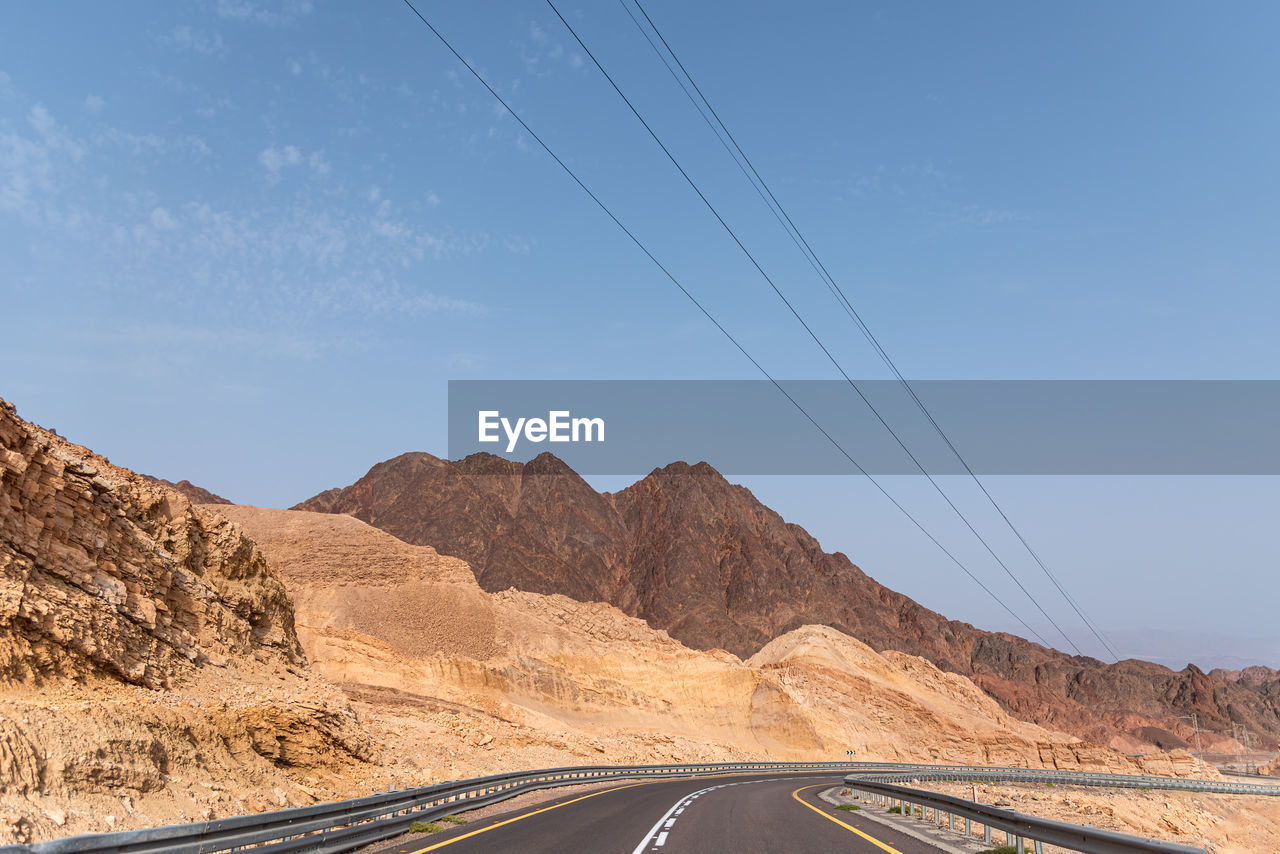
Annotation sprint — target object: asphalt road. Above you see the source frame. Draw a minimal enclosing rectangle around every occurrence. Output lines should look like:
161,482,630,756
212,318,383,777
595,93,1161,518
372,772,945,854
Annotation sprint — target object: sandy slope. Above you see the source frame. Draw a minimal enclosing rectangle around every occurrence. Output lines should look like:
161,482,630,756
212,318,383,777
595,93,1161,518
912,779,1280,854
215,506,1195,778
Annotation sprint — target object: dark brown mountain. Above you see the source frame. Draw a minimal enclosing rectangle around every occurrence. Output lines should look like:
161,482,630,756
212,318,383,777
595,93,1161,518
144,476,232,505
296,450,1280,753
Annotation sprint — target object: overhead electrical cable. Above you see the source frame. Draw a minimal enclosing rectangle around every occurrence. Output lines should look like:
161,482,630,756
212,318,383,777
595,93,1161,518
623,0,1120,661
398,0,1054,648
544,0,1089,657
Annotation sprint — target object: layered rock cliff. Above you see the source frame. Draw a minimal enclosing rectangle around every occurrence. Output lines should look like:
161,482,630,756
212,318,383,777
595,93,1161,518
0,400,375,842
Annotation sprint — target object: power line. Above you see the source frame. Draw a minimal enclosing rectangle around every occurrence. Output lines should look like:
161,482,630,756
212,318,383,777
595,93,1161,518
545,0,1089,657
623,0,1121,661
397,0,1054,648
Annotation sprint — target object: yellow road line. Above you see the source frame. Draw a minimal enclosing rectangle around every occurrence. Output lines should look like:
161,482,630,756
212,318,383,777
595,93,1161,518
791,785,899,852
405,781,652,853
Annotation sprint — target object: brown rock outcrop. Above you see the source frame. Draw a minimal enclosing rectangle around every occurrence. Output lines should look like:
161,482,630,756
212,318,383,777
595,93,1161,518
0,400,300,687
296,451,1280,753
0,400,377,843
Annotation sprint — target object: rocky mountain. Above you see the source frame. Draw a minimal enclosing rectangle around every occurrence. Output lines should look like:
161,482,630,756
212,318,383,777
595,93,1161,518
0,399,376,842
143,475,231,505
1213,665,1280,691
297,450,1280,754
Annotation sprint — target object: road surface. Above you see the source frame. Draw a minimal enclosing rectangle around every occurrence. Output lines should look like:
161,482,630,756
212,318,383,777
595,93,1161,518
372,772,944,854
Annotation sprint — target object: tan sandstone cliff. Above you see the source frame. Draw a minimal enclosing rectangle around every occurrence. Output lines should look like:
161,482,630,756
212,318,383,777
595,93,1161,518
215,505,1199,779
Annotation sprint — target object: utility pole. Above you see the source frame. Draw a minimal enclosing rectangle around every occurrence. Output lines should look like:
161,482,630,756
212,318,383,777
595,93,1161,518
1231,722,1249,773
1178,713,1204,775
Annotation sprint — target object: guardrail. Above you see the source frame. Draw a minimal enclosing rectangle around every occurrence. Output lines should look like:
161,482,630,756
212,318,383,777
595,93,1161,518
5,761,1267,854
846,762,1280,796
839,762,1280,853
0,761,853,854
839,780,1203,854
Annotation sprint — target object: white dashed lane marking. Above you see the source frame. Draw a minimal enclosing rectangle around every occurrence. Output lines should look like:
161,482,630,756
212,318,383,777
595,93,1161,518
631,776,830,853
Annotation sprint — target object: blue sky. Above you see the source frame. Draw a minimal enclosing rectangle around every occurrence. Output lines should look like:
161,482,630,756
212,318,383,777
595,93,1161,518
4,1,1280,668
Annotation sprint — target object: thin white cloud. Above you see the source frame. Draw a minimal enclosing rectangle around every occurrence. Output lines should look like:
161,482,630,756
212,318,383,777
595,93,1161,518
0,106,87,219
307,151,330,176
0,127,57,219
141,196,489,318
160,25,225,56
503,235,533,255
518,19,577,78
447,352,484,371
215,0,313,26
195,96,232,119
102,128,211,158
1,93,487,329
102,321,330,364
83,95,105,114
1,103,209,224
150,206,178,230
258,144,302,182
938,204,1028,226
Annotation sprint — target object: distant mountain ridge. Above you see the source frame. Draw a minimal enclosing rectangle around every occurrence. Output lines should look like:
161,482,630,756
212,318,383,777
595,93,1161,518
144,475,231,505
296,450,1280,754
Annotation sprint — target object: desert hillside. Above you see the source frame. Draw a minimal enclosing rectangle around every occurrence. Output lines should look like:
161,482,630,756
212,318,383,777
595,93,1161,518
296,451,1280,754
216,505,1195,777
0,398,1205,845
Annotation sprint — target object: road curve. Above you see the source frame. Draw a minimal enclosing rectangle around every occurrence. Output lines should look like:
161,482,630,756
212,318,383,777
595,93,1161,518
371,772,944,854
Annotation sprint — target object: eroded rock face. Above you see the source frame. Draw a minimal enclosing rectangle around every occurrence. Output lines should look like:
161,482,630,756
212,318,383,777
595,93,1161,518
0,400,302,688
0,400,380,844
296,451,1280,753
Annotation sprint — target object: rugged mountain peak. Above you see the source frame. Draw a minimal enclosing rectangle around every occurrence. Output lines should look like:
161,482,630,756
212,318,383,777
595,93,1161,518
521,451,581,476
